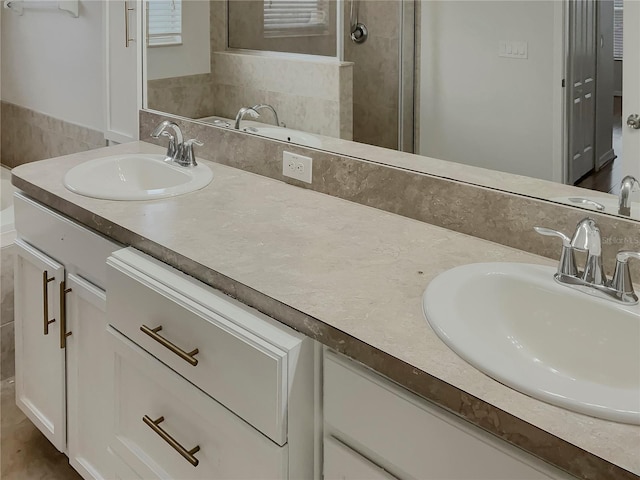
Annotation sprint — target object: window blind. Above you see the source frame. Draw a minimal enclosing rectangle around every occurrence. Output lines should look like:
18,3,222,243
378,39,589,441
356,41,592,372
614,0,623,60
263,0,329,38
148,0,182,46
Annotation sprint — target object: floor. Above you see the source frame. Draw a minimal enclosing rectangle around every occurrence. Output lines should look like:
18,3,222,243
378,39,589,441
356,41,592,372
0,377,82,480
576,96,624,195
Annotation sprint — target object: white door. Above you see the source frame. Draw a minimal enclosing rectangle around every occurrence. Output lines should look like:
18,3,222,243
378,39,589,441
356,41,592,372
622,0,640,179
66,274,112,480
105,0,142,144
14,239,67,452
568,0,598,183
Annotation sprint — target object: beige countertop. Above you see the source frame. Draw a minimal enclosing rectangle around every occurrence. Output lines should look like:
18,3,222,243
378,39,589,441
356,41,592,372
11,142,640,480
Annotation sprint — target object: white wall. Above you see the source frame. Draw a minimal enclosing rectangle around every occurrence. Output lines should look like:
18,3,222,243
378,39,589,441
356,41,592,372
418,1,560,181
146,0,210,80
1,0,104,131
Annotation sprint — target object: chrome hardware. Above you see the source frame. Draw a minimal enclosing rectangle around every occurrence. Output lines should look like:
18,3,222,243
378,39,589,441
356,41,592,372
570,218,606,285
535,218,639,304
151,120,184,162
124,1,135,48
59,281,72,349
250,104,284,128
533,227,577,277
143,415,200,467
182,139,203,167
627,114,640,129
567,197,605,211
234,106,260,130
350,0,368,44
611,251,640,304
42,271,55,335
150,121,200,167
140,325,199,366
619,175,639,216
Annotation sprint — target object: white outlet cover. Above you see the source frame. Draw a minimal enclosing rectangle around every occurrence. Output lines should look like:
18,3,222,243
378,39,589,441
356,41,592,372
283,151,312,184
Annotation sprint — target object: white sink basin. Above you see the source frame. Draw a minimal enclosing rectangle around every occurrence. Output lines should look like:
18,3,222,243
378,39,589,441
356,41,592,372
423,263,640,424
244,126,323,148
63,154,213,200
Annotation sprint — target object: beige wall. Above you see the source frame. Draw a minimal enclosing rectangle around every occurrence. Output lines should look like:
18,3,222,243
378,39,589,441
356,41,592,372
147,74,216,120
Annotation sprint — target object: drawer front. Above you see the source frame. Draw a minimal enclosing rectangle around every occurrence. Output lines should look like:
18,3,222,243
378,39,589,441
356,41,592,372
14,193,120,289
324,436,397,480
107,248,302,445
324,352,573,480
108,326,288,480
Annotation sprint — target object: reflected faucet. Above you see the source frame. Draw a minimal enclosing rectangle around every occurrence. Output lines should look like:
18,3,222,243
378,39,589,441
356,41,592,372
234,107,260,130
250,104,283,128
618,175,639,216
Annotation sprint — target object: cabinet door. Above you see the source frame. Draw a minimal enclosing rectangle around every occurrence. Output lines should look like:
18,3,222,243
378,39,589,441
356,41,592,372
66,274,112,480
14,239,66,452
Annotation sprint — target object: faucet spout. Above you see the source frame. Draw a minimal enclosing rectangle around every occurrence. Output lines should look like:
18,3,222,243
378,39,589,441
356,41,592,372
618,175,639,216
234,107,260,130
151,121,184,162
250,104,281,127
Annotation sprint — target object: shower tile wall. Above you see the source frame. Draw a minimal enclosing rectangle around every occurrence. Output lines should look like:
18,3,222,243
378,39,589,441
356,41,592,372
146,73,216,120
345,1,402,150
0,102,105,168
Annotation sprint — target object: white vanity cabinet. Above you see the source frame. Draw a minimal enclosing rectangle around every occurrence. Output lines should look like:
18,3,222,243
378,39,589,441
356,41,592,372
105,248,318,480
323,351,576,480
13,193,121,480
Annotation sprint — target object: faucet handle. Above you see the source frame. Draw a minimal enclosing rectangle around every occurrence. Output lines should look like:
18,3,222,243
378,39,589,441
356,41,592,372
534,226,578,277
182,139,203,167
611,251,640,303
570,218,606,285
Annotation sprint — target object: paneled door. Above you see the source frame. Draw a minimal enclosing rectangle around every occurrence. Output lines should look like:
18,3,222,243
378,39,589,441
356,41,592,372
568,0,598,184
14,239,67,452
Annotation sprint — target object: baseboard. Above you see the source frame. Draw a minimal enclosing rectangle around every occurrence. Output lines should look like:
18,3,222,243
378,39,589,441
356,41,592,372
597,148,616,170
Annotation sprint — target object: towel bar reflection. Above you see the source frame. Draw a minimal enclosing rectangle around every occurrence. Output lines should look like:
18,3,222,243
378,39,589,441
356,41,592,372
3,0,79,17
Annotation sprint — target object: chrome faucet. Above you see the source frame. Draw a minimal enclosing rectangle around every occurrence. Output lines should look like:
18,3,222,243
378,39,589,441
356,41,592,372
150,120,202,167
234,107,260,130
618,175,639,216
250,104,283,128
535,217,640,304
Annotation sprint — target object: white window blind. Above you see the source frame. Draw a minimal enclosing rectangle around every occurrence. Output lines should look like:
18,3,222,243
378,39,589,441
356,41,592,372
148,0,182,46
263,0,329,38
614,0,623,60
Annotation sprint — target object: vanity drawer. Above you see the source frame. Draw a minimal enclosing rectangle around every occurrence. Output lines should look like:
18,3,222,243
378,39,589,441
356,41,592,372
107,326,288,480
14,192,120,289
106,247,304,446
324,351,574,480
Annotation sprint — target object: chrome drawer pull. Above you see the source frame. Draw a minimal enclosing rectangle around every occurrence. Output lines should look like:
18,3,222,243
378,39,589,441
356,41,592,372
42,271,55,335
140,325,199,366
143,415,200,467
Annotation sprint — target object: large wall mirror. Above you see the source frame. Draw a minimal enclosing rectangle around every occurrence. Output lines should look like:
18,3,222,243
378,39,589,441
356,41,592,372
144,0,640,221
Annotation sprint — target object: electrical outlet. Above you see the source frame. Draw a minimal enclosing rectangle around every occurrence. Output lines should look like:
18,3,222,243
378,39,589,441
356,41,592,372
283,151,312,183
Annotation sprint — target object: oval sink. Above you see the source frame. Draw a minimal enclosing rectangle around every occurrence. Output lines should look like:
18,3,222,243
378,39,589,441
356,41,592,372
64,154,213,200
423,263,640,424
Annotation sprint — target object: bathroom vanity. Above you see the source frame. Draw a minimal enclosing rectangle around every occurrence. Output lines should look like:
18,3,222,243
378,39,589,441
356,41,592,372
10,142,640,480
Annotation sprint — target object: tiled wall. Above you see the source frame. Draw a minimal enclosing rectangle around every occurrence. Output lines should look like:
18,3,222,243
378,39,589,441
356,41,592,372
344,1,404,150
211,52,353,139
147,74,216,120
1,245,14,379
0,102,105,168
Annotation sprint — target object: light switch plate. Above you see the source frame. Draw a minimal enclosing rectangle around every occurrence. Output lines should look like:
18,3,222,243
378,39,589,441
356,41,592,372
499,40,528,59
